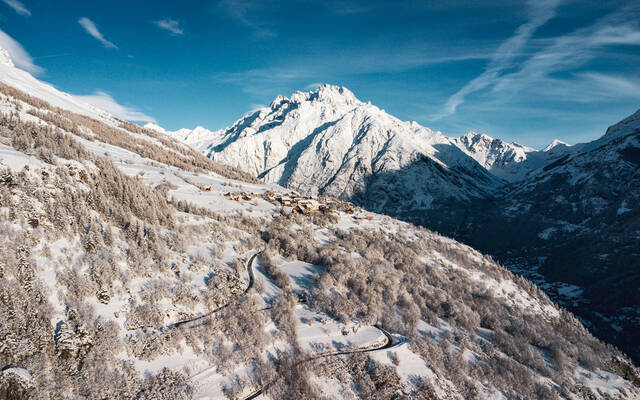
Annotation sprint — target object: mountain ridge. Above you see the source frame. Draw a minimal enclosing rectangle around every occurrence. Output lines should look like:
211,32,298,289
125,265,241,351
156,84,578,184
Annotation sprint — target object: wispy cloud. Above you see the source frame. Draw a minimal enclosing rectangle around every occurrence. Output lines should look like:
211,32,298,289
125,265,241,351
433,0,563,120
1,0,30,16
0,28,43,74
335,47,490,74
304,82,323,90
433,2,640,121
492,72,640,105
214,44,491,97
73,91,155,122
215,68,302,95
248,103,266,113
219,0,276,38
331,2,375,15
578,72,640,98
492,6,640,97
153,18,184,36
78,17,118,49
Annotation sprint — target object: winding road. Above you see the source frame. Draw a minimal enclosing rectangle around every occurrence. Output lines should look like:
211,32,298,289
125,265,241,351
242,324,396,400
163,250,397,399
171,251,259,329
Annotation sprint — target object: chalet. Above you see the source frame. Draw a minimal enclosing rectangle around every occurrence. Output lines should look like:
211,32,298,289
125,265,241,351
300,202,319,212
319,205,334,215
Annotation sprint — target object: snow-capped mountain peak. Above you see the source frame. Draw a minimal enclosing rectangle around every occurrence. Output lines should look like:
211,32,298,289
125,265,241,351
310,83,359,104
451,131,577,182
143,122,167,133
452,131,537,181
175,85,501,214
269,94,287,109
460,131,497,145
543,139,570,152
143,122,217,142
269,84,360,112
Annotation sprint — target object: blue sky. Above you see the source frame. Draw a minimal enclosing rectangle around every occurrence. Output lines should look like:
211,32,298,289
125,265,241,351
0,0,639,148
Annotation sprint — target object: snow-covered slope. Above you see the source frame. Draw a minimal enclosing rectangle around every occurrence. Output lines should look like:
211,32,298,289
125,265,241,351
177,84,501,212
452,132,573,182
0,49,120,125
0,47,15,68
2,45,639,399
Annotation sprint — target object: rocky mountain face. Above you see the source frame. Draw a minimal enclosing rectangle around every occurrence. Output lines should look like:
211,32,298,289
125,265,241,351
173,85,640,363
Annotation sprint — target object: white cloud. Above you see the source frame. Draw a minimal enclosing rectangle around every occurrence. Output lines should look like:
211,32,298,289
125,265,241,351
432,2,640,120
73,91,155,122
433,0,563,119
154,19,184,36
78,17,118,49
0,28,43,74
1,0,30,16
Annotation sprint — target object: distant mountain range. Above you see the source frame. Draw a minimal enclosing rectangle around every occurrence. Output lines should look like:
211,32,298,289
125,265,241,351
151,84,640,362
451,132,573,181
150,85,501,210
147,84,577,188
